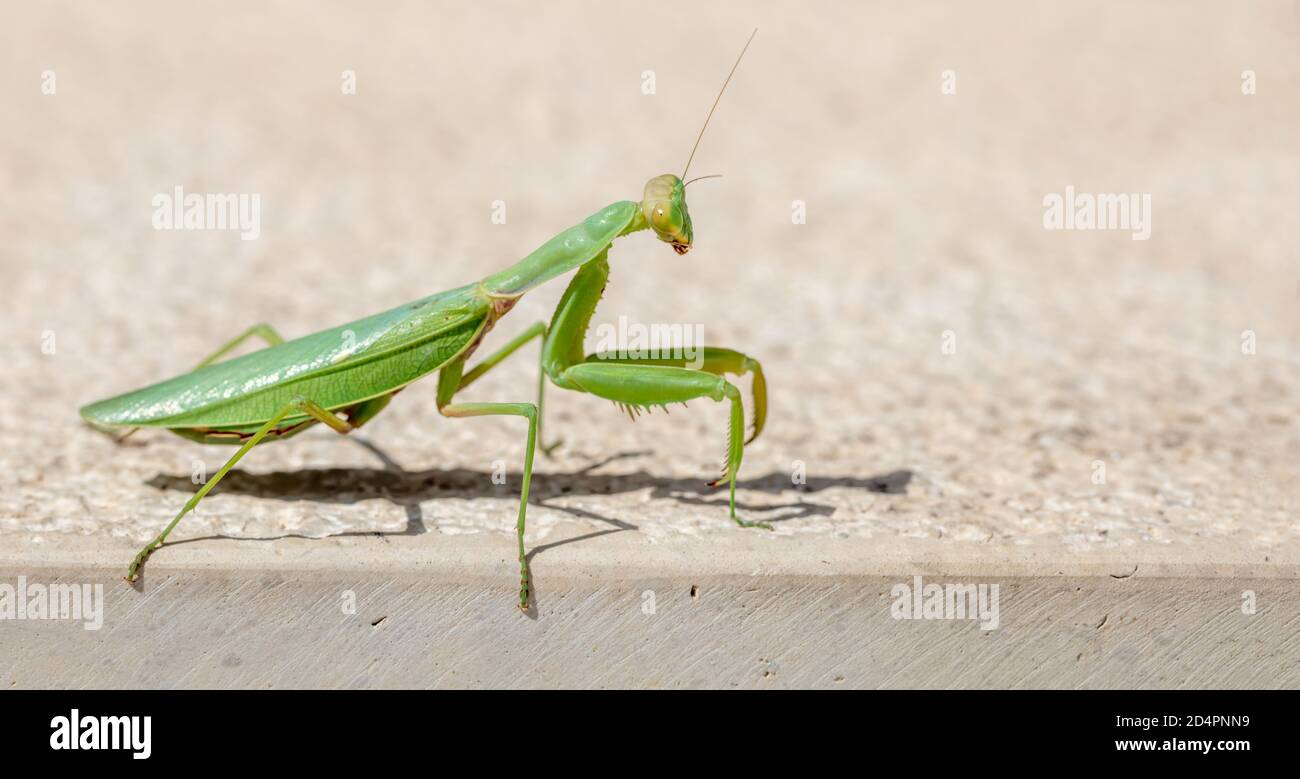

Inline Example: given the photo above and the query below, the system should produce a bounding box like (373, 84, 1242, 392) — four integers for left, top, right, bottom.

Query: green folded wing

(81, 283, 489, 428)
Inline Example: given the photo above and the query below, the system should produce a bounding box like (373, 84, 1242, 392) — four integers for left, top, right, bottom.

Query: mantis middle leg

(435, 360, 538, 610)
(458, 320, 560, 454)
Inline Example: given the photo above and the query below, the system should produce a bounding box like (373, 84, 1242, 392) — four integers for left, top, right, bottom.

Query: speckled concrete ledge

(1, 532, 1295, 688)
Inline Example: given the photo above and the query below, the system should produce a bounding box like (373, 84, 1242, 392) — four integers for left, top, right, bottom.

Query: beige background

(1, 2, 1298, 576)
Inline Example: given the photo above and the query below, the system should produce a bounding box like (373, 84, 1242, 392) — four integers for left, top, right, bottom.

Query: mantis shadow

(146, 438, 911, 533)
(142, 438, 912, 608)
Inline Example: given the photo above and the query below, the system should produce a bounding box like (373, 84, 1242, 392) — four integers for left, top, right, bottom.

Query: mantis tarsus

(80, 31, 766, 610)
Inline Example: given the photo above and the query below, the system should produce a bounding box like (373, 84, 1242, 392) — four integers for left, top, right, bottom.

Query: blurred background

(0, 1, 1296, 556)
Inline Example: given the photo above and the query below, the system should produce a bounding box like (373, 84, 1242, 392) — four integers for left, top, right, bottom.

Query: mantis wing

(80, 283, 489, 429)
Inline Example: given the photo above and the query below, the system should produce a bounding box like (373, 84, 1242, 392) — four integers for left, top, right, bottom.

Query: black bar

(0, 690, 1285, 765)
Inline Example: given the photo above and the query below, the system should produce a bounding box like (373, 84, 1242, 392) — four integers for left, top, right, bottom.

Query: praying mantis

(80, 31, 767, 610)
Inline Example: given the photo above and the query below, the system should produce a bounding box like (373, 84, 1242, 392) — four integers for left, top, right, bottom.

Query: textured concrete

(1, 2, 1298, 687)
(3, 532, 1299, 688)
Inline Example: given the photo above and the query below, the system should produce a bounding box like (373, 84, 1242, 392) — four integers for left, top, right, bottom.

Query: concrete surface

(1, 1, 1298, 687)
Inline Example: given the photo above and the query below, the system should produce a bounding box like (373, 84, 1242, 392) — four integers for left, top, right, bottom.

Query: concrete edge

(2, 531, 1295, 583)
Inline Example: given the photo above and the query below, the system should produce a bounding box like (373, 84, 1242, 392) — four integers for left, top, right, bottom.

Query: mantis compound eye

(641, 174, 692, 252)
(651, 205, 677, 233)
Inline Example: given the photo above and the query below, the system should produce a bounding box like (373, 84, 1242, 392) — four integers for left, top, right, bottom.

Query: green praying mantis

(80, 31, 767, 611)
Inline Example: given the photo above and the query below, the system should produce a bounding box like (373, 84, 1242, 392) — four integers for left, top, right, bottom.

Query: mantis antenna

(681, 28, 758, 180)
(683, 174, 723, 187)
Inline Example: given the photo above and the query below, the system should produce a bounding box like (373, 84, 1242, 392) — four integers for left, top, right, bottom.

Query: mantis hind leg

(125, 395, 353, 583)
(192, 322, 285, 368)
(558, 361, 771, 530)
(110, 323, 287, 444)
(436, 359, 538, 610)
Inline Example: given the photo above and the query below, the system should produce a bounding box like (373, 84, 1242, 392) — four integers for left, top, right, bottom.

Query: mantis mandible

(80, 31, 766, 610)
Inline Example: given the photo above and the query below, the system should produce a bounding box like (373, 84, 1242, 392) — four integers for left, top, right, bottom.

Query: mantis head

(641, 174, 693, 255)
(644, 28, 755, 257)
